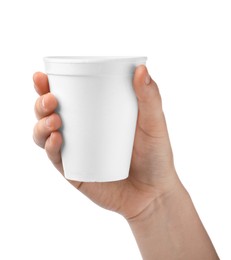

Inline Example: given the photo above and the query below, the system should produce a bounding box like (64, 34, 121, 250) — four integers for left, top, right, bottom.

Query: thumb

(133, 65, 168, 138)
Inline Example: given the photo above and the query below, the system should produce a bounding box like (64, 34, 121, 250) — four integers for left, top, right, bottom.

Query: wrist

(126, 180, 219, 259)
(126, 178, 189, 226)
(126, 181, 190, 259)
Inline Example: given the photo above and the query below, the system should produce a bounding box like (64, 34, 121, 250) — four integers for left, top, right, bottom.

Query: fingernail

(145, 73, 151, 85)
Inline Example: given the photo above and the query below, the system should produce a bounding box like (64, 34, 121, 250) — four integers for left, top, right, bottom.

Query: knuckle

(34, 98, 41, 118)
(52, 114, 62, 128)
(34, 96, 45, 119)
(44, 114, 62, 132)
(33, 120, 48, 148)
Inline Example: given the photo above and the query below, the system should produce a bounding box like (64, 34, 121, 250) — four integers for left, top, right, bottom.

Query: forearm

(127, 181, 219, 260)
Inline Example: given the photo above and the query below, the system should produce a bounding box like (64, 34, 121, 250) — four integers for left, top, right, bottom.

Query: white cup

(44, 56, 147, 182)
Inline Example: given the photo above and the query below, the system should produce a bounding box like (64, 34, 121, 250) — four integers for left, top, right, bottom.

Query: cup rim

(44, 56, 147, 64)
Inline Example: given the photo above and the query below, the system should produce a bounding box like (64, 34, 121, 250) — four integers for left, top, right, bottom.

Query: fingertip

(33, 71, 50, 95)
(33, 71, 44, 84)
(33, 72, 39, 82)
(50, 131, 63, 150)
(133, 65, 148, 86)
(133, 65, 151, 102)
(133, 65, 161, 108)
(45, 131, 63, 163)
(34, 93, 59, 120)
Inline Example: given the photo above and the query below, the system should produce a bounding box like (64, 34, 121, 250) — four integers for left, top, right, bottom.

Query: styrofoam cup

(44, 56, 147, 182)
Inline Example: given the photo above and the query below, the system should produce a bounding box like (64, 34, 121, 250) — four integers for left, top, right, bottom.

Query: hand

(33, 66, 219, 259)
(33, 65, 180, 220)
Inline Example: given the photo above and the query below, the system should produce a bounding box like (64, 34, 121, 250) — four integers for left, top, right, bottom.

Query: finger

(133, 65, 168, 137)
(33, 72, 50, 95)
(33, 113, 62, 148)
(45, 133, 82, 189)
(34, 93, 58, 119)
(45, 131, 64, 174)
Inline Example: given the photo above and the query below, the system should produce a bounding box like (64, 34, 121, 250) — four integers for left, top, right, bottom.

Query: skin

(33, 65, 219, 259)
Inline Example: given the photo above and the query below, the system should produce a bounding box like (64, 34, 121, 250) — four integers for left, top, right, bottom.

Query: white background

(0, 0, 230, 259)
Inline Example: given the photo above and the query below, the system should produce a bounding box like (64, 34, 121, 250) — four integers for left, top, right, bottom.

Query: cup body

(44, 56, 147, 182)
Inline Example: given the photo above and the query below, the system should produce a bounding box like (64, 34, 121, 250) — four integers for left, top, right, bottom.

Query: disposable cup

(44, 56, 147, 182)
